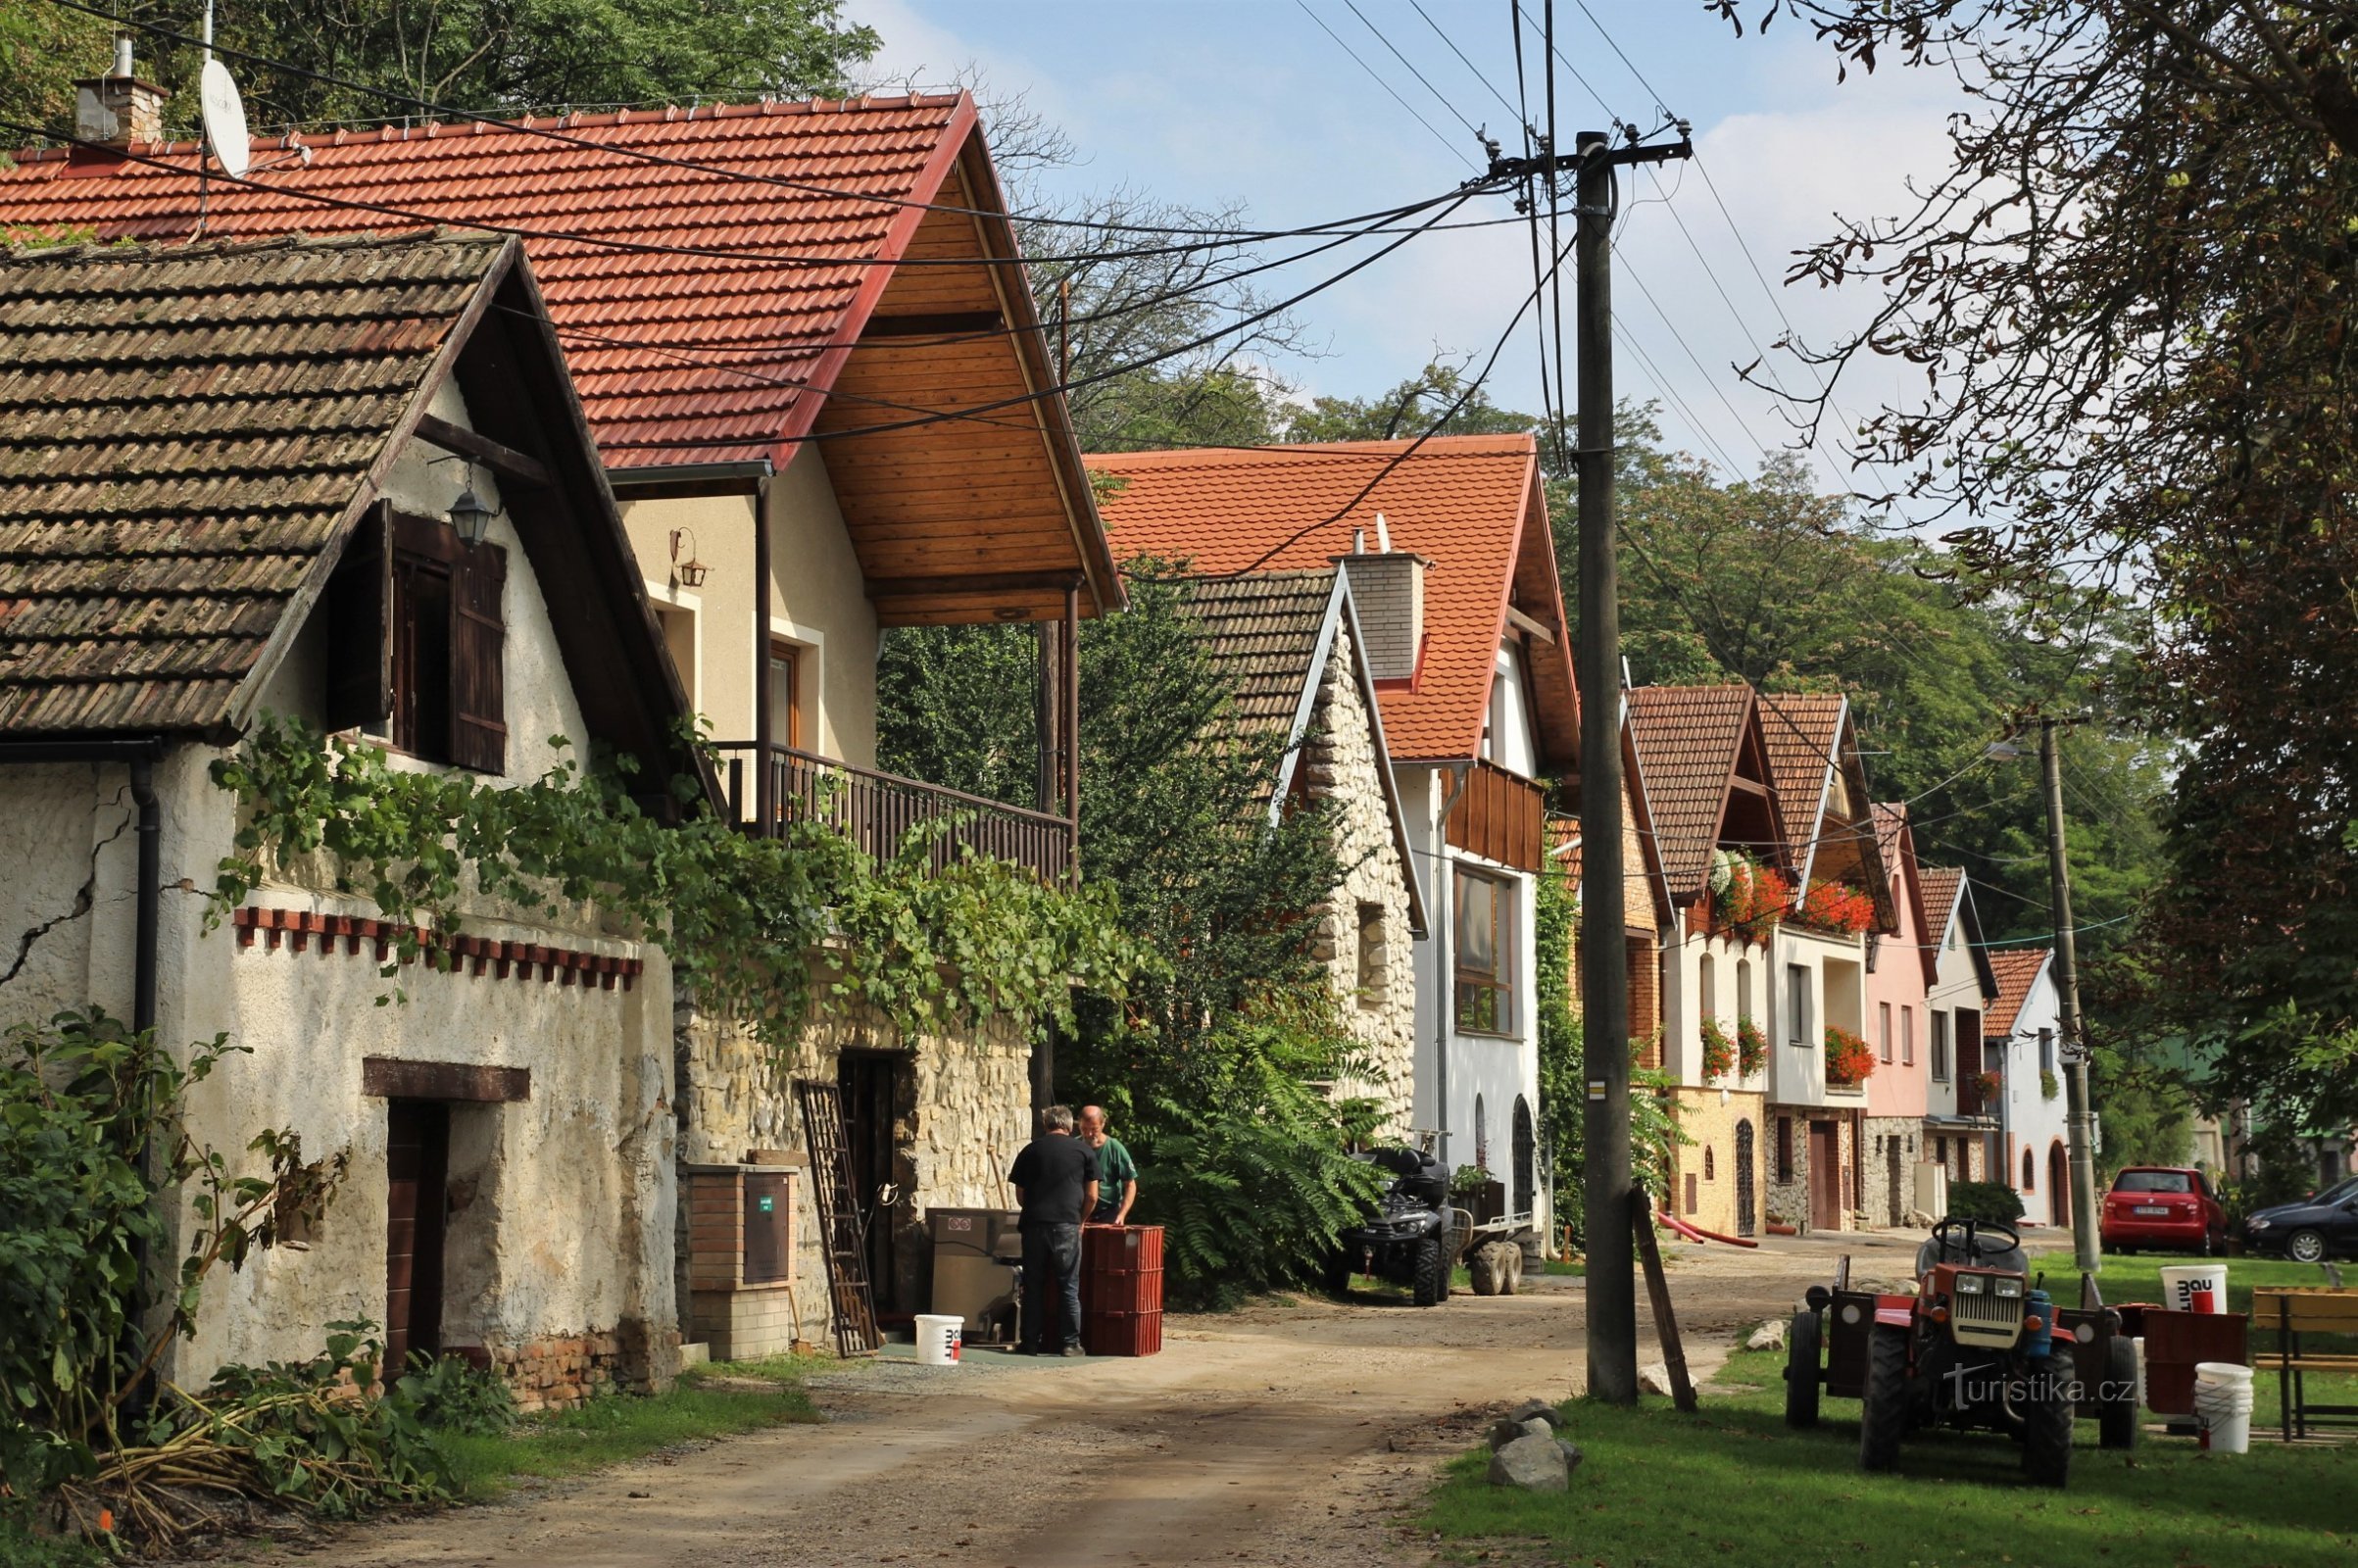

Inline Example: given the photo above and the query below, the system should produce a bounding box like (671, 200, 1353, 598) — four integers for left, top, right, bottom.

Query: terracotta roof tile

(1757, 691, 1845, 863)
(0, 230, 500, 734)
(1083, 436, 1568, 763)
(0, 97, 966, 468)
(1627, 684, 1754, 902)
(1919, 866, 1965, 941)
(1983, 948, 2052, 1037)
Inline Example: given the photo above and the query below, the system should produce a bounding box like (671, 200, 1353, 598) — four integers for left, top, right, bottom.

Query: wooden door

(837, 1053, 904, 1310)
(1809, 1121, 1842, 1232)
(2048, 1143, 2070, 1229)
(384, 1100, 450, 1376)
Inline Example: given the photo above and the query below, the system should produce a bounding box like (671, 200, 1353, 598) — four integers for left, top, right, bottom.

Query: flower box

(1824, 1026, 1876, 1088)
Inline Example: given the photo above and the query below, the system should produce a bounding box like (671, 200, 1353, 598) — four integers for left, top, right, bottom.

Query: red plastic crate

(1082, 1307, 1162, 1357)
(1084, 1224, 1163, 1278)
(1080, 1266, 1163, 1316)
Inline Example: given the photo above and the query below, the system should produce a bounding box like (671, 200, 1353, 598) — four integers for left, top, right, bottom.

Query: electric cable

(1296, 0, 1479, 169)
(1340, 0, 1487, 140)
(1413, 0, 1523, 121)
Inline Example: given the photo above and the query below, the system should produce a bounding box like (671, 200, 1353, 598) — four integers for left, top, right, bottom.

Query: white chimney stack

(75, 38, 169, 147)
(1332, 539, 1430, 682)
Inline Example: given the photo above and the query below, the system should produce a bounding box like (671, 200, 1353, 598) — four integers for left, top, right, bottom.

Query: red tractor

(1783, 1218, 2137, 1487)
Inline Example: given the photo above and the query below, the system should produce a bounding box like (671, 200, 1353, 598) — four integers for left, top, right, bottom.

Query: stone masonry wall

(1861, 1115, 1924, 1228)
(677, 983, 1030, 1339)
(1302, 621, 1418, 1135)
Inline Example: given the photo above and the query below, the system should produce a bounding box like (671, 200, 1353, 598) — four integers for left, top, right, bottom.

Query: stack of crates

(1078, 1224, 1164, 1356)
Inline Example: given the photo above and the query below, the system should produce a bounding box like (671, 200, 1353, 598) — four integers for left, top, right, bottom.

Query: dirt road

(318, 1233, 1918, 1568)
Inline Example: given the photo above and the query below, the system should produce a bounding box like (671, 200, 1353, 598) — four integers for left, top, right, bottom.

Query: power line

(1511, 1, 1620, 125)
(1341, 0, 1486, 140)
(1296, 0, 1478, 169)
(1412, 0, 1522, 121)
(1573, 0, 1672, 119)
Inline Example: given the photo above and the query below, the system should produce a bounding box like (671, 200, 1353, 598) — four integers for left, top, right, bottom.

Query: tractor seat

(1916, 1233, 2029, 1276)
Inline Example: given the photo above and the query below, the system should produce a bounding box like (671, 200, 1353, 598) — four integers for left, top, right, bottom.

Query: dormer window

(324, 504, 508, 773)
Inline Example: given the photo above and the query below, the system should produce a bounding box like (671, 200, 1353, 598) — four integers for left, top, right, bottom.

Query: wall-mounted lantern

(669, 527, 710, 588)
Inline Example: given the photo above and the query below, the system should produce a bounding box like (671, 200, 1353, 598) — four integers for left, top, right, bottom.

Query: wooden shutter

(450, 543, 507, 774)
(321, 505, 392, 730)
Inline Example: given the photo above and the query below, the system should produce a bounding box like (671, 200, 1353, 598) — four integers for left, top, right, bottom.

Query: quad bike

(1783, 1217, 2140, 1487)
(1325, 1147, 1454, 1306)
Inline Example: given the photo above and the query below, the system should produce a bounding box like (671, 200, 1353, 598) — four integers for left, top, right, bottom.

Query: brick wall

(1337, 553, 1424, 679)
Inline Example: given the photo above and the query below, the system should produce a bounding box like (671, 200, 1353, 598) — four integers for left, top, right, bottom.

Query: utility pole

(2039, 717, 2103, 1273)
(1574, 127, 1637, 1407)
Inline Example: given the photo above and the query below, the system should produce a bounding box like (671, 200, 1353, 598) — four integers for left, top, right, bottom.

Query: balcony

(712, 741, 1073, 884)
(1444, 759, 1547, 871)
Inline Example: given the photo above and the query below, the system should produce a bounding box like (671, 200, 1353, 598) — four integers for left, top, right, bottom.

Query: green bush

(1945, 1180, 2026, 1227)
(394, 1352, 516, 1438)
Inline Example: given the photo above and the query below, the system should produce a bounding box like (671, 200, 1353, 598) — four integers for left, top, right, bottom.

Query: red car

(2100, 1166, 2229, 1255)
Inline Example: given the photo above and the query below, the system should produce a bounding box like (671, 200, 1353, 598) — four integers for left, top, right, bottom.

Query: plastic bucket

(2192, 1377, 2253, 1454)
(2160, 1264, 2228, 1314)
(914, 1313, 962, 1367)
(2131, 1336, 2147, 1410)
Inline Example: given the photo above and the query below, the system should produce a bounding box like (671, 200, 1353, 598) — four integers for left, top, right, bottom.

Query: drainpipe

(752, 477, 774, 828)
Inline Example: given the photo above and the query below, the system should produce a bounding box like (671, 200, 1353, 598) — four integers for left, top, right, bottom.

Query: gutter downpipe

(753, 476, 774, 831)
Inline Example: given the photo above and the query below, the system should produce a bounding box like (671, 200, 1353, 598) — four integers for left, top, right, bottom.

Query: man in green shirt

(1078, 1104, 1138, 1224)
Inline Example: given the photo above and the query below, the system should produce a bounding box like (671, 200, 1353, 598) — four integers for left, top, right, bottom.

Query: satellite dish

(199, 58, 250, 179)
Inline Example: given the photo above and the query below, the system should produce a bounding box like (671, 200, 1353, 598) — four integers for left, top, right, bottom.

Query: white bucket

(2130, 1336, 2147, 1410)
(2192, 1366, 2253, 1454)
(914, 1312, 962, 1367)
(2160, 1263, 2228, 1314)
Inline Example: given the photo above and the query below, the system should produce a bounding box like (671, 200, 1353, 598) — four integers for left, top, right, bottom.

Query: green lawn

(431, 1352, 827, 1501)
(1422, 1342, 2356, 1568)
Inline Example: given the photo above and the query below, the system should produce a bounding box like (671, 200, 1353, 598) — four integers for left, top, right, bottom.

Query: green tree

(14, 0, 877, 139)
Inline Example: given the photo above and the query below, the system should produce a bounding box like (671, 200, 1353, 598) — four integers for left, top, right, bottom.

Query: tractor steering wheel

(1932, 1215, 2020, 1261)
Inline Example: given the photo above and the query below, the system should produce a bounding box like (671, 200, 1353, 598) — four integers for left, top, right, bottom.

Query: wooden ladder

(794, 1079, 880, 1357)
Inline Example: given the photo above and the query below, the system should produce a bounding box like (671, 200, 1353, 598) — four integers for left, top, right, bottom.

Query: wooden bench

(2252, 1287, 2358, 1441)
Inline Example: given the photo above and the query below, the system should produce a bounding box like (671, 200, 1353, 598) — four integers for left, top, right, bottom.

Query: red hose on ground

(1656, 1210, 1761, 1248)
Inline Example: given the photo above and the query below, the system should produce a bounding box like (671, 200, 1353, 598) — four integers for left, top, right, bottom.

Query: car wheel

(1859, 1323, 1910, 1472)
(1785, 1309, 1823, 1430)
(2022, 1353, 2076, 1489)
(2287, 1227, 2328, 1264)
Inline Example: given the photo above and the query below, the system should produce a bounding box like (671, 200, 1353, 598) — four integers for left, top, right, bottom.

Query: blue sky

(852, 0, 1966, 493)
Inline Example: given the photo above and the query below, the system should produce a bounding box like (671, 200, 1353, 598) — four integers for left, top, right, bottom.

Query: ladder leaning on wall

(793, 1079, 880, 1357)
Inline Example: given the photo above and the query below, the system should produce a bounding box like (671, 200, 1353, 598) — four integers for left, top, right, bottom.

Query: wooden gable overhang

(800, 110, 1122, 628)
(1955, 882, 2004, 1001)
(1497, 461, 1580, 772)
(1714, 693, 1788, 877)
(1801, 705, 1899, 932)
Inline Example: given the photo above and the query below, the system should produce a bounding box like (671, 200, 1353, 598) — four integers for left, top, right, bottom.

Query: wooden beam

(362, 1056, 530, 1102)
(860, 310, 1007, 339)
(1728, 774, 1771, 798)
(865, 569, 1087, 602)
(417, 413, 552, 489)
(1505, 604, 1558, 645)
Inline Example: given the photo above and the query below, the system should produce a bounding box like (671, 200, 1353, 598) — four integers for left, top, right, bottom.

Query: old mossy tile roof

(1626, 683, 1757, 903)
(1180, 568, 1339, 744)
(1084, 436, 1576, 766)
(0, 97, 964, 469)
(1983, 947, 2053, 1038)
(0, 229, 501, 735)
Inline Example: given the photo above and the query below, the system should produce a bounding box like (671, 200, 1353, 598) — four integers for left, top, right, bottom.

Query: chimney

(75, 37, 169, 147)
(1333, 524, 1429, 682)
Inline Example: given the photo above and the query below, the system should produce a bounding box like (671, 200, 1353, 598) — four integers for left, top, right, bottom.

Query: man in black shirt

(1008, 1103, 1100, 1356)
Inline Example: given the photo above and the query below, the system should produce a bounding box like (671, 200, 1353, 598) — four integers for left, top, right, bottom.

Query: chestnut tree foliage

(1728, 1, 2358, 1123)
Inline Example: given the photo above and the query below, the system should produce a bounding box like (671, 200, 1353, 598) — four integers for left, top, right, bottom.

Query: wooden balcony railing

(712, 742, 1073, 883)
(1444, 759, 1547, 871)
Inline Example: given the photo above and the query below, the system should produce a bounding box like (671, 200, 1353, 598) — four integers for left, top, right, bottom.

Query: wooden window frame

(323, 505, 506, 774)
(1931, 1010, 1951, 1082)
(1785, 962, 1809, 1051)
(1453, 868, 1516, 1037)
(767, 636, 807, 752)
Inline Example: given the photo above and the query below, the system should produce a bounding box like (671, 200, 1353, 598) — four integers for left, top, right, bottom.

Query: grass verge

(432, 1352, 827, 1501)
(1422, 1345, 2356, 1568)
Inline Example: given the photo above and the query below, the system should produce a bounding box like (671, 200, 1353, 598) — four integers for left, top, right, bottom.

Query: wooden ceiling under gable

(816, 148, 1115, 626)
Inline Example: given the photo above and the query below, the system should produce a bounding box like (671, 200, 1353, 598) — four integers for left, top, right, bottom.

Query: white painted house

(1986, 948, 2073, 1229)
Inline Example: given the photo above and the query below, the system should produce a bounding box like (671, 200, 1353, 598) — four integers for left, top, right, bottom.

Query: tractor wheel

(1502, 1243, 1525, 1295)
(1469, 1242, 1506, 1297)
(2022, 1353, 2076, 1489)
(2098, 1335, 2139, 1450)
(1410, 1235, 1448, 1306)
(1858, 1323, 1910, 1472)
(1784, 1309, 1823, 1430)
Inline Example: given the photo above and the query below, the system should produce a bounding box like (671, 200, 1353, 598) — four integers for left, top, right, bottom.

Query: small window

(324, 505, 506, 773)
(2023, 1149, 2037, 1191)
(1775, 1116, 1794, 1184)
(1901, 1005, 1915, 1065)
(2039, 1027, 2055, 1075)
(1704, 1147, 1716, 1182)
(1785, 963, 1808, 1048)
(1931, 1010, 1951, 1081)
(1355, 901, 1387, 1008)
(1736, 957, 1753, 1023)
(1454, 871, 1515, 1035)
(767, 638, 805, 751)
(1879, 1002, 1893, 1063)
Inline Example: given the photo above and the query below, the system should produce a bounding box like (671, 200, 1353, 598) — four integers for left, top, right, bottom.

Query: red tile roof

(0, 96, 970, 469)
(1918, 866, 1965, 943)
(1758, 691, 1846, 871)
(1626, 684, 1756, 902)
(1983, 948, 2053, 1037)
(1081, 436, 1571, 764)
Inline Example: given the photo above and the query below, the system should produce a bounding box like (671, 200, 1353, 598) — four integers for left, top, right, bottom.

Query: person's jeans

(1020, 1222, 1083, 1350)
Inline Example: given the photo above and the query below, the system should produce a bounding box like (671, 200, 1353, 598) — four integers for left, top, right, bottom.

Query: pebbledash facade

(1, 86, 1125, 1357)
(1176, 570, 1426, 1130)
(0, 234, 698, 1406)
(1088, 439, 1578, 1228)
